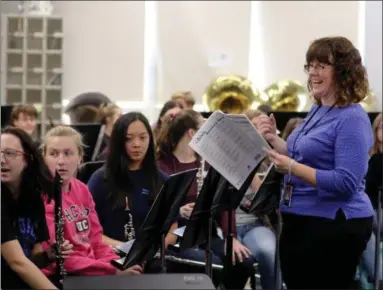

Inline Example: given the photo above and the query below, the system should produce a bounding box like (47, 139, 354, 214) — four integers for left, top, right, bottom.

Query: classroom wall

(1, 1, 381, 123)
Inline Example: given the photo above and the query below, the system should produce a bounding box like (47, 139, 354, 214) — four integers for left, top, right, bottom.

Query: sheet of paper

(189, 111, 270, 190)
(172, 226, 186, 237)
(116, 239, 135, 255)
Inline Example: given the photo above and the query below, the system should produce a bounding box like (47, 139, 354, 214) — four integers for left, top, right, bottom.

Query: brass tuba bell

(202, 75, 260, 114)
(262, 80, 309, 112)
(360, 89, 377, 112)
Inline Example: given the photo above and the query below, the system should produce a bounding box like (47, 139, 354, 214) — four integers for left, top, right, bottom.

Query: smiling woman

(256, 36, 374, 289)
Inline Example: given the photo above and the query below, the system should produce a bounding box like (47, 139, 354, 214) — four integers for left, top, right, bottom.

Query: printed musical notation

(189, 111, 270, 190)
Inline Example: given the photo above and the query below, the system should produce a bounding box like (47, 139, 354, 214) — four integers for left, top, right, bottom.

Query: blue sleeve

(159, 170, 169, 181)
(87, 168, 107, 226)
(316, 112, 373, 198)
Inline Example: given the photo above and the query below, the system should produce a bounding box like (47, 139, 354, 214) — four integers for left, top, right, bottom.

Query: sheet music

(189, 111, 270, 190)
(172, 226, 186, 237)
(116, 239, 135, 254)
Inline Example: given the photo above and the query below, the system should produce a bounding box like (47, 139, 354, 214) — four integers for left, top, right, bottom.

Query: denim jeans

(236, 220, 281, 290)
(359, 209, 383, 282)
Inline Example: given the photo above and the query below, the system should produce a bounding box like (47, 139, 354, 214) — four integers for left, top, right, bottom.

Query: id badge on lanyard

(282, 181, 294, 207)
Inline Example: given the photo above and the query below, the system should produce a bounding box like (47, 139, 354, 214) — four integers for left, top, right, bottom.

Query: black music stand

(366, 153, 383, 290)
(172, 164, 260, 279)
(77, 161, 105, 184)
(111, 168, 198, 271)
(70, 124, 105, 163)
(1, 105, 13, 128)
(239, 164, 284, 290)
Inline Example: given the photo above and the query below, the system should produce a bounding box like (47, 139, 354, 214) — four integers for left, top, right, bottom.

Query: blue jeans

(359, 209, 383, 282)
(237, 220, 281, 290)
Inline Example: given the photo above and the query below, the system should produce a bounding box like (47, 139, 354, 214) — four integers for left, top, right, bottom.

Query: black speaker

(63, 274, 215, 290)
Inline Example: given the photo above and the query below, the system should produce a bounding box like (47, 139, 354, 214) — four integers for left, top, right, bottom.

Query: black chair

(77, 161, 105, 184)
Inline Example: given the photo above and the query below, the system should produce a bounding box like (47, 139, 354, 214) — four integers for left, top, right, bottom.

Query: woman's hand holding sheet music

(255, 114, 277, 143)
(179, 202, 195, 219)
(263, 148, 293, 174)
(255, 114, 288, 156)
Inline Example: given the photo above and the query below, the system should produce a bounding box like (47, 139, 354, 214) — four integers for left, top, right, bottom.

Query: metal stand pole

(374, 186, 382, 290)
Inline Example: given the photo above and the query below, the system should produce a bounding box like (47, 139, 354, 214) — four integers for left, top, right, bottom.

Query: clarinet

(124, 197, 135, 241)
(53, 171, 66, 285)
(196, 158, 207, 196)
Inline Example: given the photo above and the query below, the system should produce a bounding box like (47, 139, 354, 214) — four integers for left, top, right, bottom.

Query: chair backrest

(77, 161, 105, 184)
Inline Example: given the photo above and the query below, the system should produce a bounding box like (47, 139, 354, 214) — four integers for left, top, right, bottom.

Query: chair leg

(250, 274, 256, 289)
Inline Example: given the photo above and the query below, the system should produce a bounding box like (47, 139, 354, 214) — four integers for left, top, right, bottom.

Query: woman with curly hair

(255, 36, 374, 289)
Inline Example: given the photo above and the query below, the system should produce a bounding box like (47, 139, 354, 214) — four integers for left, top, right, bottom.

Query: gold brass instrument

(262, 80, 310, 112)
(202, 76, 309, 113)
(202, 75, 260, 114)
(361, 89, 377, 112)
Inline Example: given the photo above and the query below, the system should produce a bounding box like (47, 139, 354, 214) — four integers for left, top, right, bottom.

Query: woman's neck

(129, 162, 142, 171)
(173, 141, 196, 163)
(320, 93, 336, 106)
(8, 182, 20, 199)
(62, 181, 71, 193)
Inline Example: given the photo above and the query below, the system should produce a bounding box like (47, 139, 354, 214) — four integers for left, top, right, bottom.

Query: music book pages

(189, 110, 270, 190)
(116, 239, 135, 255)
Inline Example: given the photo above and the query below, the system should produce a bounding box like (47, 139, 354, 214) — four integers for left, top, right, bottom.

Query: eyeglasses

(1, 149, 25, 159)
(304, 63, 333, 73)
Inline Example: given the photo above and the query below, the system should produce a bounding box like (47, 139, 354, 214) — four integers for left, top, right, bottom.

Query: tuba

(360, 89, 377, 112)
(203, 75, 260, 114)
(262, 80, 310, 112)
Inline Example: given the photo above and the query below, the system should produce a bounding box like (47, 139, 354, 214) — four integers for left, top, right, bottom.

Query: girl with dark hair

(1, 127, 70, 289)
(152, 100, 183, 141)
(156, 110, 254, 289)
(88, 112, 174, 249)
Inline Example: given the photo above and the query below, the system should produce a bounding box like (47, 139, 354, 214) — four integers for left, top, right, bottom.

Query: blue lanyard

(291, 104, 335, 159)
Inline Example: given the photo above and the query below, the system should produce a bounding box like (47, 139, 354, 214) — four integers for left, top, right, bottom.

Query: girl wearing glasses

(256, 36, 374, 289)
(1, 127, 63, 289)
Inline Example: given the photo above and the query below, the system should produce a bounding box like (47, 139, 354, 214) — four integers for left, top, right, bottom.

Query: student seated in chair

(156, 110, 254, 290)
(1, 127, 63, 289)
(40, 125, 142, 280)
(87, 112, 175, 249)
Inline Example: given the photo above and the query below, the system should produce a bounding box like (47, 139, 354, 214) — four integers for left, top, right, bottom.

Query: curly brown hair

(305, 36, 369, 107)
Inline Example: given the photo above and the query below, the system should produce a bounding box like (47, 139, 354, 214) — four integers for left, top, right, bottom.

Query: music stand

(1, 105, 13, 128)
(111, 168, 198, 271)
(172, 164, 260, 278)
(239, 164, 283, 215)
(366, 153, 383, 290)
(239, 163, 284, 289)
(77, 161, 105, 184)
(70, 124, 105, 163)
